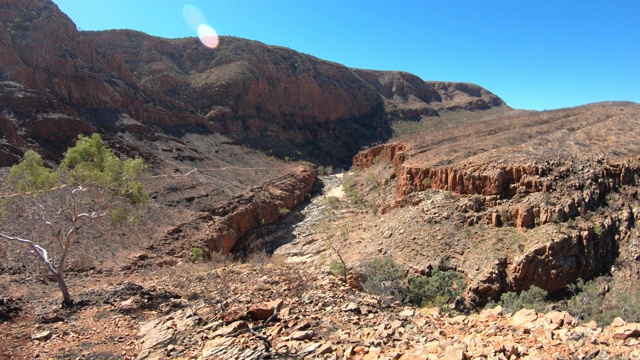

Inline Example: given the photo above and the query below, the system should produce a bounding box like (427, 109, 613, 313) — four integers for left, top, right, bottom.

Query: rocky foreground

(2, 260, 639, 359)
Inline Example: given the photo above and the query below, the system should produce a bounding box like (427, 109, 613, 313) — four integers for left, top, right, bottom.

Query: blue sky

(54, 0, 639, 110)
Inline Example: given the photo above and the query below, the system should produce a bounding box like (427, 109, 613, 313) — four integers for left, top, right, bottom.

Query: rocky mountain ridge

(1, 0, 506, 168)
(0, 0, 506, 258)
(2, 1, 640, 358)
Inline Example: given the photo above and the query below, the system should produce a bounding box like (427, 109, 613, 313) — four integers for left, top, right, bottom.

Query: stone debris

(31, 330, 52, 341)
(129, 264, 640, 359)
(246, 298, 282, 320)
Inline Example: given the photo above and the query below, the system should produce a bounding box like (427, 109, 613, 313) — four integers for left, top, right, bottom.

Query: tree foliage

(0, 134, 148, 307)
(7, 150, 60, 193)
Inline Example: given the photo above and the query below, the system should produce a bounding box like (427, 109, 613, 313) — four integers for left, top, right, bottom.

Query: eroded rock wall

(161, 165, 316, 256)
(354, 139, 640, 303)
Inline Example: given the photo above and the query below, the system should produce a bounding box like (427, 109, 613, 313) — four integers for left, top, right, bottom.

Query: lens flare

(198, 24, 219, 49)
(183, 4, 206, 31)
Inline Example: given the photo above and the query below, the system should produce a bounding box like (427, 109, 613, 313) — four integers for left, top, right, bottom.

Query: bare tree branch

(0, 232, 58, 276)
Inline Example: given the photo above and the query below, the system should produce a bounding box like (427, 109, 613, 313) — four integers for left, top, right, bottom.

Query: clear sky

(53, 0, 639, 110)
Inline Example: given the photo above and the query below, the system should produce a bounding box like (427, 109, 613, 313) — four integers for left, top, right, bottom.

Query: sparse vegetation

(342, 175, 364, 205)
(407, 269, 467, 309)
(372, 150, 389, 164)
(316, 165, 333, 176)
(364, 172, 378, 187)
(359, 257, 466, 309)
(490, 278, 640, 325)
(559, 278, 640, 325)
(329, 260, 347, 279)
(324, 195, 342, 211)
(325, 224, 349, 283)
(593, 224, 603, 237)
(190, 248, 205, 263)
(209, 251, 232, 266)
(360, 257, 407, 301)
(488, 286, 549, 314)
(0, 134, 148, 307)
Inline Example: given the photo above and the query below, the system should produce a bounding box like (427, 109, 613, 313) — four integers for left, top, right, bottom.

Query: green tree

(0, 134, 148, 307)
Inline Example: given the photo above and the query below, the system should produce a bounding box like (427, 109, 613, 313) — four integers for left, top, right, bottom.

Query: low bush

(317, 165, 333, 176)
(488, 286, 549, 314)
(190, 248, 205, 263)
(360, 257, 407, 301)
(329, 260, 347, 279)
(342, 176, 363, 205)
(407, 269, 466, 309)
(559, 278, 640, 325)
(359, 257, 466, 309)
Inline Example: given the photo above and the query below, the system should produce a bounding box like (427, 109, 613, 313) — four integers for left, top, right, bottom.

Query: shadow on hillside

(231, 175, 333, 257)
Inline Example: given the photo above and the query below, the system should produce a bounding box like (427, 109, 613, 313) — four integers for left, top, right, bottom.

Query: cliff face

(351, 102, 640, 303)
(84, 32, 384, 135)
(1, 0, 135, 109)
(82, 31, 505, 164)
(0, 0, 506, 167)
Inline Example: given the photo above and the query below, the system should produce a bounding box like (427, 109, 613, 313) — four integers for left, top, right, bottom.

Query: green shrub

(342, 176, 364, 205)
(489, 286, 549, 313)
(317, 165, 333, 176)
(325, 196, 342, 211)
(359, 257, 467, 309)
(593, 224, 603, 237)
(364, 172, 378, 186)
(190, 248, 205, 263)
(407, 269, 466, 309)
(559, 278, 640, 325)
(360, 257, 407, 301)
(329, 260, 347, 278)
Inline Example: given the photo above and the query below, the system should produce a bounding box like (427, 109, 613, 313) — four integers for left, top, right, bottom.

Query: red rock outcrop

(83, 31, 386, 139)
(396, 162, 549, 197)
(509, 219, 618, 293)
(0, 0, 506, 167)
(80, 30, 505, 164)
(0, 0, 206, 134)
(350, 102, 640, 303)
(161, 165, 316, 256)
(352, 142, 406, 169)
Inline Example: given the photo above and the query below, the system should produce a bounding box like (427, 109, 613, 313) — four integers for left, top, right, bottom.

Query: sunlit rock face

(0, 0, 505, 166)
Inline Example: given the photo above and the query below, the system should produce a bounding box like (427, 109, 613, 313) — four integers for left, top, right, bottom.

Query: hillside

(1, 0, 640, 359)
(283, 102, 640, 303)
(0, 0, 505, 259)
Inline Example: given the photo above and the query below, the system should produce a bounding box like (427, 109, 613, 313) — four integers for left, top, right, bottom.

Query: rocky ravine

(2, 1, 640, 358)
(346, 102, 640, 305)
(0, 0, 507, 265)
